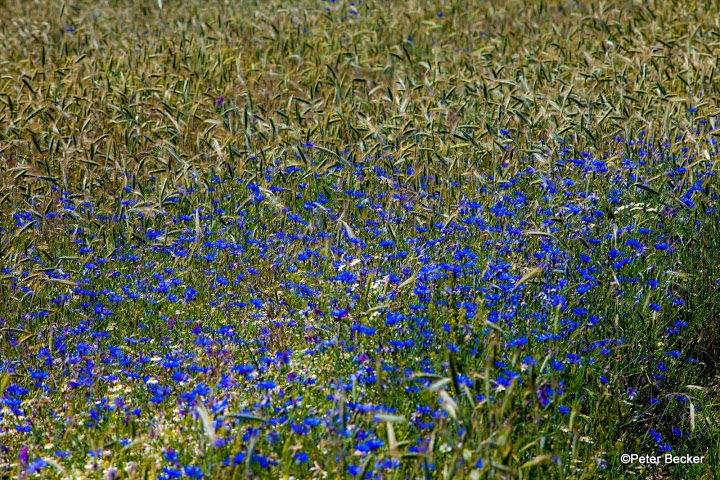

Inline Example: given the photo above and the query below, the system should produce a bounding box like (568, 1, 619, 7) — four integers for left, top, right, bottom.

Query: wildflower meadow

(1, 0, 720, 478)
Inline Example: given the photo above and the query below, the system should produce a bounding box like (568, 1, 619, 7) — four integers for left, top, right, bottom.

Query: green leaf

(226, 413, 266, 423)
(374, 414, 406, 423)
(512, 267, 544, 291)
(0, 374, 11, 396)
(521, 454, 553, 469)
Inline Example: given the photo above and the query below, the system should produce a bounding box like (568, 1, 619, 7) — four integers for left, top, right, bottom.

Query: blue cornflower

(161, 467, 182, 478)
(294, 452, 309, 464)
(183, 465, 205, 478)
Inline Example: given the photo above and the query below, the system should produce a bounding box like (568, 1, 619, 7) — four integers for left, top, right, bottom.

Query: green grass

(1, 0, 720, 478)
